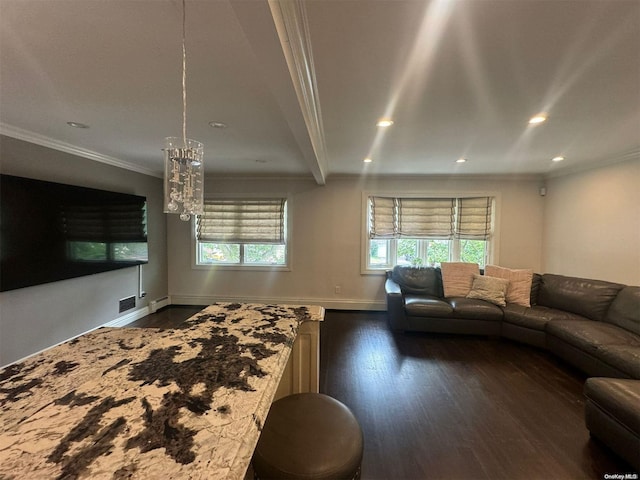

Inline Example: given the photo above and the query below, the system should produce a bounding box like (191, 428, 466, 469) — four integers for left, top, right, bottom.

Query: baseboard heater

(149, 296, 170, 313)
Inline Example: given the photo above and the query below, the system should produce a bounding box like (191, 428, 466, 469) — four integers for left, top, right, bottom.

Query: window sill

(193, 263, 291, 272)
(361, 268, 388, 276)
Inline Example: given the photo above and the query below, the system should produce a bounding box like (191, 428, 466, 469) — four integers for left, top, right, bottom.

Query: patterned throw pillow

(466, 274, 510, 307)
(440, 262, 480, 297)
(484, 265, 534, 307)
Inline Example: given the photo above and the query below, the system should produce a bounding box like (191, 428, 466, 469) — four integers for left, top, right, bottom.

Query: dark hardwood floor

(127, 305, 205, 328)
(131, 307, 635, 479)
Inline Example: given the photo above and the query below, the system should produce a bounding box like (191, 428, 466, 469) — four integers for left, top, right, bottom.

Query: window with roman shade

(369, 196, 492, 240)
(197, 198, 286, 244)
(368, 197, 396, 238)
(61, 200, 148, 263)
(195, 198, 288, 267)
(366, 195, 495, 270)
(397, 198, 455, 238)
(455, 197, 492, 240)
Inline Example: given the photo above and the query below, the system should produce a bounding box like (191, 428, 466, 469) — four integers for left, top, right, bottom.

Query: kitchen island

(0, 303, 324, 479)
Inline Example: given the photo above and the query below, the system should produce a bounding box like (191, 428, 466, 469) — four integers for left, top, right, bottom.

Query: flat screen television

(0, 174, 148, 292)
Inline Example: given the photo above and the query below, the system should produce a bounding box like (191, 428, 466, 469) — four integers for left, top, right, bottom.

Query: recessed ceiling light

(552, 156, 565, 162)
(364, 157, 373, 163)
(528, 114, 547, 125)
(67, 121, 89, 129)
(456, 158, 467, 163)
(208, 121, 228, 129)
(376, 119, 394, 127)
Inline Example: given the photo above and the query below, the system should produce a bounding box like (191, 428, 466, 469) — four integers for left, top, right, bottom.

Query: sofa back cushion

(606, 286, 640, 335)
(537, 274, 624, 321)
(530, 273, 543, 306)
(391, 266, 443, 297)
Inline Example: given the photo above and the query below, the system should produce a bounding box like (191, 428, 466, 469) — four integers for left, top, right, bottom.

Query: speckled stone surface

(0, 303, 324, 480)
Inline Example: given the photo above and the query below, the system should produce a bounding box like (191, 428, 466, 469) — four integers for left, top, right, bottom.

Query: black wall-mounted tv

(0, 174, 148, 292)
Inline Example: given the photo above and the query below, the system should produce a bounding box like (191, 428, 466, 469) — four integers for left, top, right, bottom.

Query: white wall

(0, 136, 168, 366)
(542, 159, 640, 285)
(6, 133, 635, 365)
(168, 174, 545, 309)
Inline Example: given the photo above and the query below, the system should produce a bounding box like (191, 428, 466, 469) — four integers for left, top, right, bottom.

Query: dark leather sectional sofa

(385, 266, 640, 471)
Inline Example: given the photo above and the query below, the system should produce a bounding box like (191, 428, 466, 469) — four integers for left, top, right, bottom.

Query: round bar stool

(252, 393, 363, 480)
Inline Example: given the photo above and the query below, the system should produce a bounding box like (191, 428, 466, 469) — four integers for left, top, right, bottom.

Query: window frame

(361, 191, 500, 274)
(192, 195, 292, 271)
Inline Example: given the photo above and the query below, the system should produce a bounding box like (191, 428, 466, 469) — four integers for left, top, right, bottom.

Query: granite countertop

(0, 302, 324, 480)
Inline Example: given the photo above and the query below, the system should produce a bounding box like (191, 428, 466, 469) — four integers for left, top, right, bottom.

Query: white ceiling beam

(230, 0, 327, 185)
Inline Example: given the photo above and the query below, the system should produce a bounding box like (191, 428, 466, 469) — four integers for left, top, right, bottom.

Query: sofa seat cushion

(405, 295, 453, 317)
(503, 305, 585, 331)
(596, 345, 640, 379)
(584, 377, 640, 435)
(447, 297, 503, 321)
(547, 320, 640, 354)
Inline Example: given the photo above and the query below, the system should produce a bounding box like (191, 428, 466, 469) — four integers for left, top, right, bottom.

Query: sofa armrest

(385, 276, 406, 331)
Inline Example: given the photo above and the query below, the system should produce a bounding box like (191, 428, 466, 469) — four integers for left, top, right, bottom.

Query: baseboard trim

(103, 306, 151, 327)
(169, 294, 386, 311)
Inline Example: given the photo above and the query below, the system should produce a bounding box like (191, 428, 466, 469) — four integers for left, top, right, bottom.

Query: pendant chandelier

(163, 0, 203, 222)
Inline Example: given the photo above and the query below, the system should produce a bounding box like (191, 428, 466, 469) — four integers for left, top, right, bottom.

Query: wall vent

(119, 295, 136, 313)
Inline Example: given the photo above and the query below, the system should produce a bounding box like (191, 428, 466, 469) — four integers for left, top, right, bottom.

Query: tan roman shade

(369, 196, 492, 240)
(397, 198, 455, 238)
(197, 198, 286, 244)
(369, 197, 396, 238)
(455, 197, 492, 240)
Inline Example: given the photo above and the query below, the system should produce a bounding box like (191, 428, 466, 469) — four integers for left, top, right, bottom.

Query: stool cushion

(253, 393, 363, 480)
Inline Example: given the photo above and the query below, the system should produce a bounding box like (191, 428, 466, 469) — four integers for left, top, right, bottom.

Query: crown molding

(326, 172, 545, 182)
(0, 123, 161, 178)
(544, 148, 640, 179)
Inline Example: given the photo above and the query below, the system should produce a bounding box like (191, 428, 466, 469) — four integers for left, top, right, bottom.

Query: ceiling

(1, 0, 638, 184)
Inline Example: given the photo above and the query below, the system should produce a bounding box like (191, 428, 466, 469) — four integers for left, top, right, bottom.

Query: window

(196, 198, 288, 267)
(69, 242, 149, 262)
(365, 196, 494, 270)
(64, 201, 148, 262)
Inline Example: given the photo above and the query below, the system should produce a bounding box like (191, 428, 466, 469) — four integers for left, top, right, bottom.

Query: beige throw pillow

(466, 274, 510, 307)
(484, 265, 534, 307)
(440, 262, 480, 297)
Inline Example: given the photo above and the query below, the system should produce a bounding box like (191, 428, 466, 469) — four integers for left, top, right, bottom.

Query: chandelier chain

(181, 0, 187, 147)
